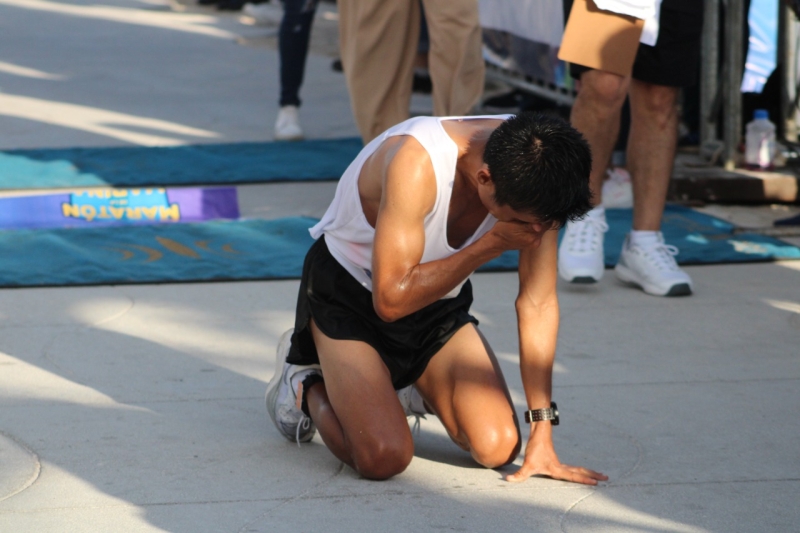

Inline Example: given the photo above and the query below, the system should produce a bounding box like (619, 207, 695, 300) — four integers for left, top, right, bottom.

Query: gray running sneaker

(397, 385, 427, 417)
(265, 329, 321, 443)
(397, 385, 427, 433)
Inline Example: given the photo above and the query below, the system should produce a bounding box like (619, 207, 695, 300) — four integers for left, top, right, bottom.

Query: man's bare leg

(569, 70, 632, 205)
(414, 324, 521, 468)
(626, 79, 679, 231)
(304, 319, 414, 480)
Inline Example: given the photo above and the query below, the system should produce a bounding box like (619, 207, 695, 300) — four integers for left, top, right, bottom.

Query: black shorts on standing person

(567, 0, 704, 88)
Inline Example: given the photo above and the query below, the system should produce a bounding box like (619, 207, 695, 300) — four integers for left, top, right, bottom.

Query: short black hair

(483, 112, 593, 228)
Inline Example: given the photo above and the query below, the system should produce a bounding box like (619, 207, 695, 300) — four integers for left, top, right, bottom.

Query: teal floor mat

(0, 138, 362, 189)
(1, 206, 798, 288)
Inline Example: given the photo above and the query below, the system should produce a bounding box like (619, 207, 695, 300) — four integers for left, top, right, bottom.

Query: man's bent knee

(351, 438, 414, 480)
(469, 422, 520, 469)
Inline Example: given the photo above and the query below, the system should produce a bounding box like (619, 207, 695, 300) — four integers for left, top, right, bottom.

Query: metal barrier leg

(701, 0, 720, 146)
(723, 0, 744, 170)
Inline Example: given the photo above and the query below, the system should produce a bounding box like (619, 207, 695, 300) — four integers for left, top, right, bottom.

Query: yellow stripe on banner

(156, 236, 199, 258)
(130, 245, 163, 263)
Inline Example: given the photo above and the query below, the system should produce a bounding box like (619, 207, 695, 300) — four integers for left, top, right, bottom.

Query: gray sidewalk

(1, 2, 799, 532)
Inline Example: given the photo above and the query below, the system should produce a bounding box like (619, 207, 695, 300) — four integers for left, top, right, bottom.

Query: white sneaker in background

(241, 2, 280, 26)
(274, 105, 304, 141)
(614, 232, 694, 296)
(558, 206, 609, 283)
(601, 167, 633, 208)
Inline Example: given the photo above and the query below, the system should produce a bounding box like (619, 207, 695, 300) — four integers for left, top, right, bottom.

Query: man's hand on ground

(505, 426, 608, 486)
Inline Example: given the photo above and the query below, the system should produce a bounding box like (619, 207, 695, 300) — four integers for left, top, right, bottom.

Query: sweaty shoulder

(359, 135, 437, 227)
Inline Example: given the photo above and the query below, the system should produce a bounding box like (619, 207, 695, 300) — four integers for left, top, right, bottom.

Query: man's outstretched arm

(506, 230, 608, 485)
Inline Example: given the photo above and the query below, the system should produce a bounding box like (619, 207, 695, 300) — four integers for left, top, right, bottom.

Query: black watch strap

(524, 402, 559, 425)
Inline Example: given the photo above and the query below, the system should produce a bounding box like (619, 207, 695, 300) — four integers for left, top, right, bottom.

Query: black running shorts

(567, 0, 704, 87)
(286, 236, 479, 390)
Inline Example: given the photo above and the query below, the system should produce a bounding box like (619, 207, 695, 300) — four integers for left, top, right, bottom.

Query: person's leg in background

(612, 3, 701, 297)
(569, 70, 631, 205)
(412, 3, 433, 94)
(558, 69, 630, 284)
(560, 68, 692, 295)
(626, 80, 679, 232)
(275, 0, 319, 141)
(338, 0, 419, 143)
(422, 0, 485, 117)
(613, 78, 692, 296)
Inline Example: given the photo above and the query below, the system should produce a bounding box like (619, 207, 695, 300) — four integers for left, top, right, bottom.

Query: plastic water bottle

(744, 109, 776, 169)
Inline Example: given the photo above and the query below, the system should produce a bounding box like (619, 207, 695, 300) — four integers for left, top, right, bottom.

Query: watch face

(525, 405, 559, 424)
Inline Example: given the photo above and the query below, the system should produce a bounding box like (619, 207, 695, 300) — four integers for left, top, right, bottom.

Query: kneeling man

(266, 112, 607, 485)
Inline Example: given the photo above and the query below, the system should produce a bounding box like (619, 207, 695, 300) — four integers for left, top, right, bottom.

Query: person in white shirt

(266, 112, 607, 484)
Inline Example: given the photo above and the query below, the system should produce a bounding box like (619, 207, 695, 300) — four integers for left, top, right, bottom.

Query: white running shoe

(265, 329, 321, 443)
(614, 233, 693, 296)
(241, 2, 280, 26)
(601, 167, 633, 208)
(397, 384, 427, 433)
(397, 385, 427, 417)
(274, 105, 304, 141)
(558, 207, 609, 283)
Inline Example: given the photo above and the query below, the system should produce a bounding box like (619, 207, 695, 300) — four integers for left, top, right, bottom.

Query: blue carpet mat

(1, 206, 798, 288)
(0, 139, 363, 190)
(0, 217, 316, 287)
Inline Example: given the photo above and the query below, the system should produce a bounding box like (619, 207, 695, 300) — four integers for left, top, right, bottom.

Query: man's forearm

(517, 303, 559, 410)
(372, 235, 503, 322)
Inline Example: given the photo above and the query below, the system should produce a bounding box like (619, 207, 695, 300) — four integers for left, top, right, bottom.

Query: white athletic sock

(629, 230, 662, 247)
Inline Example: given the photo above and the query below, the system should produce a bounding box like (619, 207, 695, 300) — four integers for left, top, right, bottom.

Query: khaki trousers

(338, 0, 485, 143)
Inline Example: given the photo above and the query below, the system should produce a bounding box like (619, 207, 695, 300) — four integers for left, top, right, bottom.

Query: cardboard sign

(558, 0, 644, 77)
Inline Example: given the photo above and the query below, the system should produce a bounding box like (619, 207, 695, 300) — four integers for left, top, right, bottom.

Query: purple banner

(0, 187, 239, 230)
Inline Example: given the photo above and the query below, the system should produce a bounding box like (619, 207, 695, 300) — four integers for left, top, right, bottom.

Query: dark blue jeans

(279, 0, 318, 107)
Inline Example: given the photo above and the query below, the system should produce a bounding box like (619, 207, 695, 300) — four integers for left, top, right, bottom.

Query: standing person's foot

(614, 232, 693, 296)
(558, 206, 608, 283)
(265, 329, 321, 443)
(274, 105, 304, 141)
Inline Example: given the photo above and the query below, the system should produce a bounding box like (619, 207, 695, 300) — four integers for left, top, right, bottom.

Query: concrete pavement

(1, 1, 799, 532)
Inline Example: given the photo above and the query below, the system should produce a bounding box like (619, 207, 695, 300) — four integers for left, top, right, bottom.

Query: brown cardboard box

(558, 0, 644, 77)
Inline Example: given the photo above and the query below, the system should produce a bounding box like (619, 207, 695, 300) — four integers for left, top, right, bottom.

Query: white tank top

(310, 115, 513, 298)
